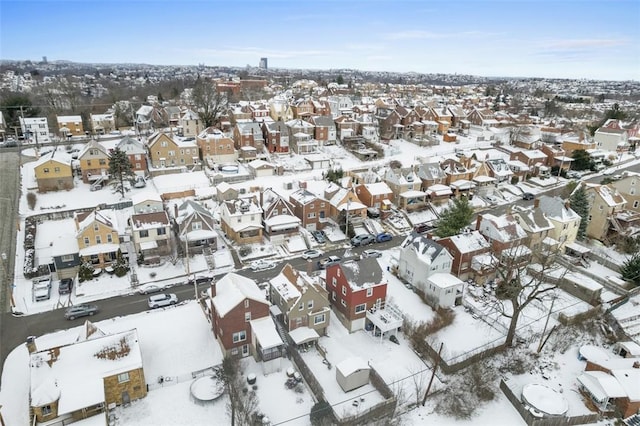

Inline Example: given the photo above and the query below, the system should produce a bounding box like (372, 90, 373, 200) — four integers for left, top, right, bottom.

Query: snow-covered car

(250, 259, 277, 271)
(361, 249, 382, 259)
(318, 255, 341, 269)
(137, 284, 164, 295)
(65, 304, 99, 320)
(301, 249, 323, 260)
(148, 293, 178, 309)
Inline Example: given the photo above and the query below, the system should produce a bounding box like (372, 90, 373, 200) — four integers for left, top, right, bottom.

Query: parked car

(301, 249, 323, 260)
(148, 293, 178, 309)
(522, 192, 535, 201)
(250, 259, 277, 271)
(32, 276, 52, 302)
(367, 207, 381, 218)
(133, 176, 146, 188)
(361, 249, 382, 259)
(612, 174, 623, 181)
(351, 233, 375, 247)
(375, 232, 392, 243)
(137, 284, 164, 295)
(64, 304, 99, 320)
(566, 170, 580, 179)
(58, 278, 74, 295)
(318, 255, 341, 269)
(311, 230, 326, 244)
(413, 223, 431, 234)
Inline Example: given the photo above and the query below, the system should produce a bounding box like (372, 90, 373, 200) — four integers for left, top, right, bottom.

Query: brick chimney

(26, 336, 37, 354)
(534, 198, 540, 208)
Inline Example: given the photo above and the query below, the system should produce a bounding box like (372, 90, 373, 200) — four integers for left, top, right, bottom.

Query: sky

(1, 0, 639, 81)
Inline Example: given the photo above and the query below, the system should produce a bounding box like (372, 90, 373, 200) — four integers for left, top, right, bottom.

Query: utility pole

(422, 342, 444, 406)
(537, 291, 557, 353)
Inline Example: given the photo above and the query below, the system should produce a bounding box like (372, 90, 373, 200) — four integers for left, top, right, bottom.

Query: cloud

(546, 38, 629, 50)
(384, 29, 501, 40)
(189, 47, 337, 60)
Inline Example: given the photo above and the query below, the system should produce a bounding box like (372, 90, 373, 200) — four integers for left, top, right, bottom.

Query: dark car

(522, 193, 535, 201)
(413, 223, 431, 234)
(65, 304, 99, 320)
(58, 278, 74, 295)
(376, 232, 393, 243)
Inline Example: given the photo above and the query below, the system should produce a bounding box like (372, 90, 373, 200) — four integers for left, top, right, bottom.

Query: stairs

(203, 247, 216, 271)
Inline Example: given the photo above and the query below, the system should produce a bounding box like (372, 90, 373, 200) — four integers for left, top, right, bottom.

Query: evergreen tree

(570, 185, 589, 240)
(620, 252, 640, 286)
(109, 147, 134, 198)
(571, 149, 595, 171)
(434, 197, 474, 238)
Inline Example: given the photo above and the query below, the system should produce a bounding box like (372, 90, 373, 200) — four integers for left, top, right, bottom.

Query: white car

(361, 249, 382, 259)
(250, 259, 277, 271)
(147, 293, 178, 309)
(301, 249, 323, 260)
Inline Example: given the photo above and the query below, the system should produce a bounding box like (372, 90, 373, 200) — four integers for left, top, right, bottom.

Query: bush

(78, 263, 95, 283)
(26, 192, 37, 210)
(309, 400, 333, 426)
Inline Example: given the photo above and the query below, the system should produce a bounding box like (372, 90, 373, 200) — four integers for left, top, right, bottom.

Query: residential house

(260, 188, 300, 243)
(268, 97, 294, 121)
(512, 203, 556, 254)
(233, 121, 265, 152)
(209, 272, 270, 358)
(164, 106, 181, 127)
(398, 233, 463, 307)
(135, 105, 154, 132)
(29, 329, 146, 424)
(75, 208, 120, 268)
(467, 107, 500, 128)
(249, 316, 286, 375)
(220, 198, 263, 244)
(438, 230, 492, 281)
(594, 119, 629, 152)
(610, 173, 640, 213)
(130, 211, 171, 259)
(582, 183, 627, 242)
(327, 95, 354, 118)
(289, 189, 329, 231)
(509, 149, 550, 177)
(540, 143, 572, 172)
(561, 135, 596, 157)
(269, 263, 331, 338)
(440, 158, 472, 185)
(173, 200, 217, 253)
(310, 115, 337, 145)
(20, 117, 51, 143)
(216, 181, 239, 202)
(178, 109, 202, 137)
(383, 168, 421, 200)
(262, 120, 290, 153)
(116, 136, 147, 175)
(486, 158, 514, 183)
(56, 115, 84, 137)
(376, 109, 402, 140)
(312, 99, 331, 116)
(325, 259, 387, 332)
(147, 132, 199, 169)
(78, 139, 111, 185)
(334, 115, 360, 141)
(33, 151, 74, 192)
(197, 127, 237, 165)
(536, 195, 581, 252)
(416, 161, 447, 190)
(131, 192, 163, 214)
(292, 98, 314, 118)
(286, 119, 316, 154)
(423, 106, 452, 134)
(90, 113, 116, 135)
(326, 187, 367, 225)
(248, 159, 275, 178)
(354, 182, 394, 210)
(476, 212, 529, 264)
(50, 234, 80, 280)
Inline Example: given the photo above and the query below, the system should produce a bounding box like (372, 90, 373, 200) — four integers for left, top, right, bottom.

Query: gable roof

(401, 232, 448, 264)
(212, 272, 267, 317)
(537, 195, 580, 222)
(339, 259, 383, 289)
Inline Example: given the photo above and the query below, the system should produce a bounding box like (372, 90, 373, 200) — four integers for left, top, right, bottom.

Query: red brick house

(209, 272, 270, 358)
(292, 98, 314, 118)
(354, 182, 394, 209)
(289, 188, 328, 231)
(438, 230, 492, 281)
(261, 120, 290, 153)
(325, 259, 387, 332)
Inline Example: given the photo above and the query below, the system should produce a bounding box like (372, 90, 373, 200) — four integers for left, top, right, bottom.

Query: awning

(140, 241, 158, 250)
(289, 327, 320, 345)
(565, 242, 590, 254)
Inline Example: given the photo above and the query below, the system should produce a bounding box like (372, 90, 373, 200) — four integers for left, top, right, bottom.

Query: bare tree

(222, 356, 259, 426)
(490, 245, 566, 347)
(191, 77, 228, 128)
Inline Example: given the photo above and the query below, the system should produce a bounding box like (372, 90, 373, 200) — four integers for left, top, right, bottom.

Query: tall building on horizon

(259, 57, 268, 70)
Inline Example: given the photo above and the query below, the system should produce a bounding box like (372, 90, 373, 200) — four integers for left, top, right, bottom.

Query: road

(0, 238, 399, 375)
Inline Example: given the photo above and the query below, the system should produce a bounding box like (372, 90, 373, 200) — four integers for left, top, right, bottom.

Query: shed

(335, 357, 369, 392)
(613, 341, 640, 358)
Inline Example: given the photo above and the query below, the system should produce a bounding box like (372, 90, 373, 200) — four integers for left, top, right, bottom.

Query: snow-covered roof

(336, 356, 369, 376)
(427, 273, 463, 289)
(131, 191, 162, 206)
(289, 327, 320, 345)
(212, 272, 267, 317)
(444, 230, 490, 253)
(250, 317, 283, 350)
(537, 195, 580, 222)
(577, 371, 627, 400)
(339, 259, 384, 290)
(34, 150, 73, 168)
(51, 234, 79, 257)
(78, 243, 120, 257)
(30, 329, 142, 414)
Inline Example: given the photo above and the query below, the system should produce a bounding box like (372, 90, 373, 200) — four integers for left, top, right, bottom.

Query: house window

(192, 222, 202, 230)
(139, 230, 149, 238)
(118, 372, 130, 383)
(332, 291, 336, 301)
(99, 159, 106, 166)
(244, 299, 249, 308)
(107, 234, 113, 243)
(366, 288, 373, 297)
(299, 303, 304, 311)
(634, 201, 639, 209)
(631, 188, 636, 195)
(245, 312, 251, 322)
(342, 286, 347, 296)
(307, 300, 313, 310)
(43, 168, 49, 173)
(341, 299, 346, 307)
(61, 254, 74, 262)
(307, 212, 316, 219)
(161, 141, 167, 147)
(231, 347, 238, 355)
(54, 167, 60, 173)
(314, 313, 325, 324)
(332, 277, 336, 287)
(84, 237, 90, 246)
(242, 344, 249, 356)
(157, 228, 166, 235)
(94, 223, 99, 232)
(95, 235, 102, 244)
(41, 405, 52, 415)
(233, 330, 247, 343)
(355, 303, 366, 314)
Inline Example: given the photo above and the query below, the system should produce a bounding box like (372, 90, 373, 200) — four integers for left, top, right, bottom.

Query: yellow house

(536, 195, 581, 252)
(583, 183, 627, 242)
(29, 328, 146, 424)
(78, 139, 111, 184)
(56, 115, 84, 137)
(147, 132, 199, 169)
(34, 151, 74, 192)
(75, 208, 120, 268)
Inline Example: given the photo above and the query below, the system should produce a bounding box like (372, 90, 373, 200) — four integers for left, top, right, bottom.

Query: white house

(131, 192, 163, 214)
(20, 117, 51, 143)
(398, 232, 462, 307)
